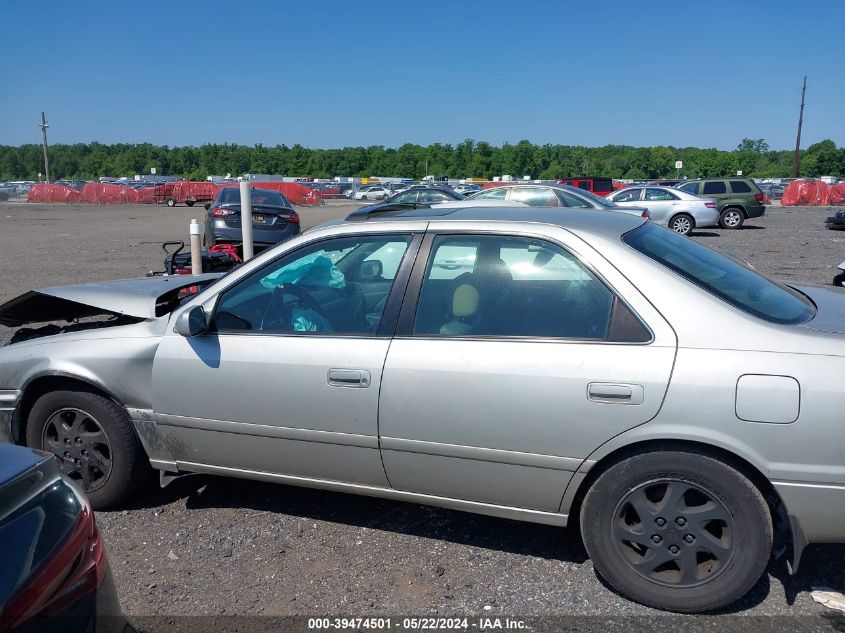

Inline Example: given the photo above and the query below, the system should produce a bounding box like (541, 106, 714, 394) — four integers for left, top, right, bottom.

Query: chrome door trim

(157, 413, 379, 449)
(380, 436, 583, 471)
(176, 460, 569, 527)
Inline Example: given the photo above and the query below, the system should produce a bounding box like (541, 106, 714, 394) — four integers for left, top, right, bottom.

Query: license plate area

(252, 214, 265, 223)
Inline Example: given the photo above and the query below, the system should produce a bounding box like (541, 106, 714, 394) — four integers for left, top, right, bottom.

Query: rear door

(701, 180, 729, 206)
(378, 225, 677, 513)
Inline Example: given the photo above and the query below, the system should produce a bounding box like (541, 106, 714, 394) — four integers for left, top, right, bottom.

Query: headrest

(452, 283, 480, 318)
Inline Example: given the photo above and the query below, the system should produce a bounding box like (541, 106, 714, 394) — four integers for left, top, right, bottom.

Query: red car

(555, 177, 614, 196)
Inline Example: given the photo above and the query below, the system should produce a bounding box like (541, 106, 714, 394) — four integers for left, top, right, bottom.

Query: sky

(1, 0, 843, 151)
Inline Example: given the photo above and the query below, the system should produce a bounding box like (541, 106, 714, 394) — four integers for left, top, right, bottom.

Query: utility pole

(39, 112, 51, 182)
(791, 76, 806, 178)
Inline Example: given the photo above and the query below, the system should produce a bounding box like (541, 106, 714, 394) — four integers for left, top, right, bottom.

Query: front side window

(214, 235, 412, 335)
(702, 181, 727, 195)
(623, 223, 815, 324)
(577, 181, 593, 190)
(390, 191, 418, 204)
(510, 187, 560, 206)
(677, 182, 699, 194)
(413, 235, 614, 339)
(645, 188, 679, 201)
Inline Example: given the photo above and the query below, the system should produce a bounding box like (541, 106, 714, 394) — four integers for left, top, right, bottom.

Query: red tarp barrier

(28, 180, 320, 206)
(27, 183, 81, 203)
(782, 180, 845, 206)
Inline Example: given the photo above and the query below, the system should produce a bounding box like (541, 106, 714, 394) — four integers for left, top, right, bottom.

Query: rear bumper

(209, 224, 300, 245)
(774, 480, 845, 543)
(747, 205, 765, 218)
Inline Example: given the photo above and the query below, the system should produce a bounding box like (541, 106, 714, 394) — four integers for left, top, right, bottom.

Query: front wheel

(669, 213, 694, 236)
(26, 389, 151, 509)
(166, 197, 177, 207)
(719, 208, 744, 229)
(580, 449, 772, 612)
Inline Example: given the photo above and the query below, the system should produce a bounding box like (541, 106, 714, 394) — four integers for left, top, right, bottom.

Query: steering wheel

(260, 283, 323, 331)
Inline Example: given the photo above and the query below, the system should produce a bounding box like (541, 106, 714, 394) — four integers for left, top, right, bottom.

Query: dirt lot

(1, 201, 844, 631)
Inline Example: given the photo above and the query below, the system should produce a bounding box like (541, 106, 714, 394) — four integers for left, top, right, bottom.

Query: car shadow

(741, 224, 766, 230)
(691, 231, 720, 238)
(125, 473, 588, 564)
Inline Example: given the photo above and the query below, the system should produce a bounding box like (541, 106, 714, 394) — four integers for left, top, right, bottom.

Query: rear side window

(729, 180, 752, 193)
(702, 181, 727, 195)
(577, 181, 592, 190)
(510, 187, 560, 206)
(623, 223, 815, 324)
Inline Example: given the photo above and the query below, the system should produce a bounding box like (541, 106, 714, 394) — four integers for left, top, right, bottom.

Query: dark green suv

(676, 179, 766, 229)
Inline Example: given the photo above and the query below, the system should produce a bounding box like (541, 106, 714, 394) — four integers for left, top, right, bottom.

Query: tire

(166, 197, 177, 207)
(382, 194, 388, 200)
(833, 273, 845, 287)
(185, 199, 195, 207)
(669, 213, 694, 236)
(719, 208, 744, 229)
(580, 448, 772, 613)
(26, 389, 151, 509)
(361, 195, 368, 201)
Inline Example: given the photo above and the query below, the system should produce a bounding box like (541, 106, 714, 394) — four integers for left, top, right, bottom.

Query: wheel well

(671, 212, 695, 226)
(13, 376, 116, 444)
(568, 439, 787, 545)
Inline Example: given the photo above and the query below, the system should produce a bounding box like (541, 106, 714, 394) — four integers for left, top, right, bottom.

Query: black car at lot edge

(203, 187, 300, 251)
(0, 444, 129, 633)
(346, 187, 465, 221)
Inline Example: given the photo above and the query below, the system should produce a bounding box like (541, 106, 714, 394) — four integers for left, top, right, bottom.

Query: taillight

(2, 495, 105, 631)
(211, 207, 236, 218)
(286, 211, 300, 224)
(640, 210, 650, 218)
(705, 202, 717, 208)
(754, 193, 765, 203)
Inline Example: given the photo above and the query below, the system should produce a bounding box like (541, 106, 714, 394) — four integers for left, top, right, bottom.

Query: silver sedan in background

(607, 186, 720, 235)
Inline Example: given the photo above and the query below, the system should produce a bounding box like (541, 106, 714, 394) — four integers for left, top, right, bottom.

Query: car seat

(440, 283, 481, 335)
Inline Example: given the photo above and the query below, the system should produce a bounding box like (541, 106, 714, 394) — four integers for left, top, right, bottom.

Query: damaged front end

(0, 274, 223, 345)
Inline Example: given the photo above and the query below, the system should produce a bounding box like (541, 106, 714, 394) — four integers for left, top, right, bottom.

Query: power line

(791, 76, 806, 178)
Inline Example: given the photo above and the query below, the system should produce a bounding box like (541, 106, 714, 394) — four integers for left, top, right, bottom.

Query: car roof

(341, 205, 646, 237)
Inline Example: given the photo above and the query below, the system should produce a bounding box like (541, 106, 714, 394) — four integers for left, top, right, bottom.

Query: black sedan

(203, 187, 300, 251)
(0, 444, 129, 633)
(346, 187, 464, 220)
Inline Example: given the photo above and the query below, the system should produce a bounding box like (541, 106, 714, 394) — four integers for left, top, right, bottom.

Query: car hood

(790, 283, 845, 334)
(0, 274, 222, 327)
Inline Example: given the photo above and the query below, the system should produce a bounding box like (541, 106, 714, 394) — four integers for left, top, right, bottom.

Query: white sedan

(606, 186, 719, 235)
(354, 186, 392, 201)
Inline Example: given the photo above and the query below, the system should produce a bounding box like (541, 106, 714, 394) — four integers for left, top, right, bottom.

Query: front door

(379, 230, 677, 512)
(151, 232, 417, 486)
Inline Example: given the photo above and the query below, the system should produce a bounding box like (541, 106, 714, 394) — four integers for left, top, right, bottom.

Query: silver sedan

(607, 185, 720, 235)
(0, 207, 843, 613)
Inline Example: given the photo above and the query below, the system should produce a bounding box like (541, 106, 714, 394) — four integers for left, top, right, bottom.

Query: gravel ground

(1, 201, 844, 631)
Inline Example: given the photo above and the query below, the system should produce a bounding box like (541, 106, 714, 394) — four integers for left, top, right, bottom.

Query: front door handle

(587, 382, 644, 405)
(327, 369, 371, 388)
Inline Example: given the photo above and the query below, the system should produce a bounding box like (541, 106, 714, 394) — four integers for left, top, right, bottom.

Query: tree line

(0, 138, 842, 182)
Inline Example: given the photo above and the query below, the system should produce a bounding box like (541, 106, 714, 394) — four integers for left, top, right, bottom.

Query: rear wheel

(166, 197, 177, 207)
(669, 214, 694, 236)
(26, 389, 150, 509)
(382, 194, 389, 200)
(580, 449, 772, 612)
(719, 208, 744, 229)
(185, 199, 195, 207)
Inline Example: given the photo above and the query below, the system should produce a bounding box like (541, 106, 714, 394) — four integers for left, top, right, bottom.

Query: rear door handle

(587, 382, 644, 405)
(327, 369, 371, 388)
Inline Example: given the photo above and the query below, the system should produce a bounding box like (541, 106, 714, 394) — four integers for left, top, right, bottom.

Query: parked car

(3, 208, 842, 612)
(826, 210, 845, 231)
(465, 183, 649, 219)
(606, 186, 719, 235)
(0, 444, 128, 633)
(345, 187, 466, 220)
(833, 260, 845, 287)
(354, 186, 392, 201)
(555, 177, 614, 196)
(674, 179, 766, 229)
(203, 187, 300, 251)
(453, 184, 482, 195)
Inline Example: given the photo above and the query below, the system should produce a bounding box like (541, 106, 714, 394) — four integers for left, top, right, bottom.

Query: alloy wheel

(612, 478, 736, 588)
(42, 407, 113, 492)
(671, 217, 692, 234)
(722, 210, 742, 228)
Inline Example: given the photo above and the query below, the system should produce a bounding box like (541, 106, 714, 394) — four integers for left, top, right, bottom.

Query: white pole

(239, 180, 254, 261)
(189, 219, 202, 274)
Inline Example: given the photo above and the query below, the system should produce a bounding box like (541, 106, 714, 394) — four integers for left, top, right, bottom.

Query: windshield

(623, 223, 815, 324)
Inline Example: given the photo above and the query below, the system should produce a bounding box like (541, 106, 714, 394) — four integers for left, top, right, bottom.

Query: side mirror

(359, 259, 383, 279)
(175, 306, 208, 337)
(204, 203, 211, 211)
